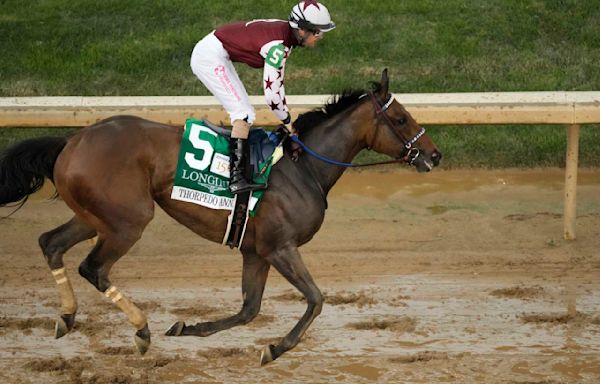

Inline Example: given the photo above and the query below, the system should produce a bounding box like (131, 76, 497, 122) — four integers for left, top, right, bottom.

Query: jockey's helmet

(288, 1, 336, 33)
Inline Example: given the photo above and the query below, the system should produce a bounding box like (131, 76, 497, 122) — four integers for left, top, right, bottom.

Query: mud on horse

(0, 69, 441, 365)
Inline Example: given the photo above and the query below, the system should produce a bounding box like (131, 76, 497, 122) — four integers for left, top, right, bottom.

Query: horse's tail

(0, 136, 68, 207)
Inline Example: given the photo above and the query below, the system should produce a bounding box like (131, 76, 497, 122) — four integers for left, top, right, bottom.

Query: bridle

(287, 92, 427, 168)
(366, 92, 426, 165)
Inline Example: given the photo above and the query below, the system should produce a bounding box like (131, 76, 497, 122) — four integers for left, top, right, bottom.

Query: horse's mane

(294, 82, 382, 137)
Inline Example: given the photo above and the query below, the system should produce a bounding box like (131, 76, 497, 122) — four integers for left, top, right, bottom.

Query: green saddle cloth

(171, 119, 280, 217)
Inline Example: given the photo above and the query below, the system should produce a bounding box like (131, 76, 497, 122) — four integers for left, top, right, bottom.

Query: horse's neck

(300, 115, 365, 195)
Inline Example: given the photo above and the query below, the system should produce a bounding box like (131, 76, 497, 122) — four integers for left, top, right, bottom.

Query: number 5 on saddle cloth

(171, 119, 284, 248)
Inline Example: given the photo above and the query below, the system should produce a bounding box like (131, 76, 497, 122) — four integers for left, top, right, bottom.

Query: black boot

(229, 138, 266, 194)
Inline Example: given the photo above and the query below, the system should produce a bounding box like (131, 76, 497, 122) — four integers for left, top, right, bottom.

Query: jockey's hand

(277, 124, 302, 162)
(284, 123, 296, 135)
(286, 131, 302, 162)
(289, 138, 302, 162)
(281, 113, 296, 135)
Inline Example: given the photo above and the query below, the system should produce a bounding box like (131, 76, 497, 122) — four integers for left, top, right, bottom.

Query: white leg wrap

(104, 286, 147, 330)
(51, 268, 77, 314)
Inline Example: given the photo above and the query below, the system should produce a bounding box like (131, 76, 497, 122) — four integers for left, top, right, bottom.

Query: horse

(0, 69, 441, 365)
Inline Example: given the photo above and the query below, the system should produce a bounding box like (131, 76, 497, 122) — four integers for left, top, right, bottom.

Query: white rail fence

(1, 92, 599, 240)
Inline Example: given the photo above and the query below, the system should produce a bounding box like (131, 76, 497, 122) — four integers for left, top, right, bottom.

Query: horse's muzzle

(409, 149, 442, 172)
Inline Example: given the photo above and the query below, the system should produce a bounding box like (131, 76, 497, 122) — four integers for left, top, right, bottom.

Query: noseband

(367, 92, 426, 165)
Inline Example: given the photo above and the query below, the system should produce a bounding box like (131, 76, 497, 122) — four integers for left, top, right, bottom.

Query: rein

(290, 135, 405, 168)
(290, 92, 426, 168)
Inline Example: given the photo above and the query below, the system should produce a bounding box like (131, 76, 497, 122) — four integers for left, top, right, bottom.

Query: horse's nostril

(431, 150, 442, 166)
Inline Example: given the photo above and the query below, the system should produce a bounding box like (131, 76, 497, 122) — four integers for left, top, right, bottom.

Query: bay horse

(0, 70, 441, 365)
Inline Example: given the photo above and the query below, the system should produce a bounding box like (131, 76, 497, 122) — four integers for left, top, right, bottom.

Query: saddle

(202, 120, 282, 176)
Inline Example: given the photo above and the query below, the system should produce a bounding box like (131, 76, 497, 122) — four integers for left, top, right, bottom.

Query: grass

(0, 0, 599, 167)
(1, 0, 598, 95)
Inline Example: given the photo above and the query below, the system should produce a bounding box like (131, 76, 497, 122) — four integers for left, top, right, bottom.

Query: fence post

(563, 124, 580, 240)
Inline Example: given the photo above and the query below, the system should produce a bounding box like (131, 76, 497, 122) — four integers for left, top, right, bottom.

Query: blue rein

(289, 134, 356, 167)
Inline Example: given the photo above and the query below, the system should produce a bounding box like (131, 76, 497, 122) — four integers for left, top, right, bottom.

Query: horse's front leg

(259, 245, 323, 365)
(165, 251, 270, 337)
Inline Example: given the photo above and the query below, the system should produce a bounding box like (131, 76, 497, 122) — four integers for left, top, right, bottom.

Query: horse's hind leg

(39, 216, 97, 338)
(166, 250, 270, 337)
(259, 245, 323, 366)
(78, 226, 152, 354)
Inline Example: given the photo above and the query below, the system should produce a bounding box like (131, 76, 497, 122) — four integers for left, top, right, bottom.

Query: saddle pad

(171, 119, 278, 216)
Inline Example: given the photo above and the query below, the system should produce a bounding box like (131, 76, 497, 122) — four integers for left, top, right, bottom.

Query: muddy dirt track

(1, 169, 600, 383)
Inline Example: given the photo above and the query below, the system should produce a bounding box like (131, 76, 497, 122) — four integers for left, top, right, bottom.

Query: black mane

(294, 82, 382, 137)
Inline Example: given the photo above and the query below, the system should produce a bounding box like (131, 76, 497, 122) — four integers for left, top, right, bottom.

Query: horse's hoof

(134, 324, 151, 355)
(165, 321, 185, 337)
(260, 344, 276, 366)
(54, 313, 76, 339)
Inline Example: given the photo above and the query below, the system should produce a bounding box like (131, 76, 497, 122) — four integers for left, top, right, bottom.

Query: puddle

(336, 362, 382, 381)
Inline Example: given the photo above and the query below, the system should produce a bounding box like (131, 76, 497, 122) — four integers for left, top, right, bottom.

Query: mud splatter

(270, 290, 378, 307)
(147, 358, 174, 368)
(84, 373, 134, 384)
(169, 304, 224, 318)
(347, 316, 417, 333)
(269, 291, 304, 302)
(0, 316, 53, 332)
(23, 357, 69, 372)
(23, 356, 92, 382)
(75, 321, 111, 338)
(196, 347, 256, 360)
(390, 351, 450, 364)
(490, 285, 545, 300)
(97, 346, 136, 356)
(387, 295, 410, 307)
(125, 355, 176, 369)
(137, 300, 164, 312)
(519, 311, 598, 326)
(326, 291, 378, 307)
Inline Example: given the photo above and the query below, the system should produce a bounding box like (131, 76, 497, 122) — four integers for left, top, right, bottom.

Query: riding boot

(229, 138, 266, 194)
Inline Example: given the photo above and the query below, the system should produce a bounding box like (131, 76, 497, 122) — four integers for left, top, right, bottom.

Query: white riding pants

(190, 32, 256, 125)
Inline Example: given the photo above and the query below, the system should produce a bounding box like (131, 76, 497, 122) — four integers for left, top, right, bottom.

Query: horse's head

(362, 69, 442, 172)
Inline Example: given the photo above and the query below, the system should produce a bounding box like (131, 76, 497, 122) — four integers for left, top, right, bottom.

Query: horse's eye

(398, 117, 407, 125)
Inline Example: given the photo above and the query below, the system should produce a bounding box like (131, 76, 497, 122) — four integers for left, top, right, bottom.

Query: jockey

(190, 1, 336, 194)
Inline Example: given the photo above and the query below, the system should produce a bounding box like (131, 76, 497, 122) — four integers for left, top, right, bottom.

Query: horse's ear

(380, 68, 389, 96)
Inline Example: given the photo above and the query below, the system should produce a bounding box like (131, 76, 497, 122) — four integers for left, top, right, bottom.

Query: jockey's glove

(276, 123, 302, 162)
(282, 113, 296, 135)
(285, 123, 296, 135)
